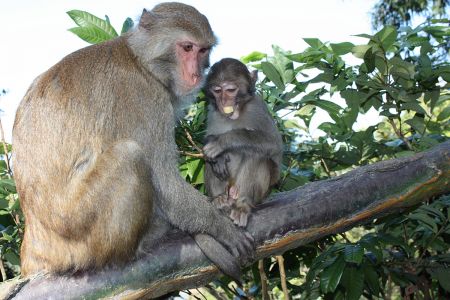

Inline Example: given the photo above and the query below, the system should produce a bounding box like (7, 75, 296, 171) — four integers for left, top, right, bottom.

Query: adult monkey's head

(129, 2, 217, 98)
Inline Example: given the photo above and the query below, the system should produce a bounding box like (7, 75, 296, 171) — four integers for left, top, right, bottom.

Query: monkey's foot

(230, 202, 251, 227)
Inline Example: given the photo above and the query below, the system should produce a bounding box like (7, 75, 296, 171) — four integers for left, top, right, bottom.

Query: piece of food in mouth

(223, 106, 234, 114)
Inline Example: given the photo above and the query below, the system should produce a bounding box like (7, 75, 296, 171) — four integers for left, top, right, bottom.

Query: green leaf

(431, 268, 450, 291)
(405, 116, 426, 133)
(352, 45, 371, 59)
(423, 26, 450, 39)
(374, 26, 397, 50)
(424, 90, 440, 111)
(343, 266, 364, 300)
(363, 47, 375, 73)
(241, 51, 266, 64)
(363, 264, 380, 296)
(121, 17, 134, 34)
(410, 212, 438, 233)
(68, 26, 115, 44)
(0, 179, 16, 193)
(330, 42, 355, 55)
(320, 256, 345, 293)
(390, 57, 415, 80)
(3, 251, 20, 266)
(261, 62, 284, 90)
(67, 10, 118, 37)
(312, 100, 343, 116)
(437, 106, 450, 121)
(400, 102, 427, 116)
(344, 244, 364, 264)
(303, 38, 323, 49)
(342, 108, 358, 129)
(353, 33, 373, 39)
(67, 10, 118, 43)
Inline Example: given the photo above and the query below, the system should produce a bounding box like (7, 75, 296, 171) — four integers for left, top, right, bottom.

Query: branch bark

(1, 141, 449, 300)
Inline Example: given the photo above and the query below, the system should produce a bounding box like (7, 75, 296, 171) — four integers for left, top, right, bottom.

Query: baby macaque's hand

(213, 193, 234, 209)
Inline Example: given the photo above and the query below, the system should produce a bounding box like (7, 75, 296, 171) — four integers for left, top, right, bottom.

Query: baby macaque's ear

(250, 70, 258, 86)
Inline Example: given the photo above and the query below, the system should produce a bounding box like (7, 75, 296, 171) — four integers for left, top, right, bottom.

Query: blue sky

(0, 0, 377, 141)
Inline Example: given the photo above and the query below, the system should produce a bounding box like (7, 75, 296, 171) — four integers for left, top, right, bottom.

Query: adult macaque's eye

(226, 88, 237, 93)
(199, 48, 209, 54)
(212, 87, 221, 94)
(183, 44, 193, 52)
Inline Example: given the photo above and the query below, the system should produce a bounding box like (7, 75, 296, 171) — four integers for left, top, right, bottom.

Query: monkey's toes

(230, 209, 249, 227)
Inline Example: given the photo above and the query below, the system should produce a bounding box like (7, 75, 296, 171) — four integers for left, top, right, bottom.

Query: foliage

(1, 9, 449, 300)
(67, 10, 133, 43)
(371, 0, 449, 29)
(0, 94, 22, 281)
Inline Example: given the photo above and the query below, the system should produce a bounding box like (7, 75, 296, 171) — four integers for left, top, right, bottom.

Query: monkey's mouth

(222, 106, 239, 120)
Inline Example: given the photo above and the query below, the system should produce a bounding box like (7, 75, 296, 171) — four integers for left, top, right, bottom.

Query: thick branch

(2, 141, 449, 300)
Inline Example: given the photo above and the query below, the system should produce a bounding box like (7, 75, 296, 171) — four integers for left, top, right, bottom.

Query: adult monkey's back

(12, 2, 253, 280)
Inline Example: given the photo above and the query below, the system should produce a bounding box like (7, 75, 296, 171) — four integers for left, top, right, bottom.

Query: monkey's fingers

(234, 228, 255, 265)
(203, 142, 223, 160)
(194, 234, 242, 283)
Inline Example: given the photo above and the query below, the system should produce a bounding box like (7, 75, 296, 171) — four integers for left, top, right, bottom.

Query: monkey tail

(194, 234, 242, 283)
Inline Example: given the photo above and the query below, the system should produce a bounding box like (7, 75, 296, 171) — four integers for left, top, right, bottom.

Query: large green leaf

(405, 116, 426, 134)
(352, 45, 371, 59)
(342, 266, 364, 300)
(363, 264, 380, 296)
(344, 244, 364, 264)
(261, 61, 284, 90)
(68, 27, 115, 44)
(67, 10, 118, 43)
(330, 42, 355, 55)
(374, 26, 397, 50)
(303, 38, 324, 49)
(320, 256, 345, 293)
(400, 102, 428, 116)
(311, 100, 343, 117)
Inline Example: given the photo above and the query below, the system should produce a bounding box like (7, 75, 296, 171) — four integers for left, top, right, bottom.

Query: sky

(0, 0, 377, 141)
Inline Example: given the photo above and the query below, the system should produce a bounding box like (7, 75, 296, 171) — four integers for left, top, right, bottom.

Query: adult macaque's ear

(139, 9, 155, 29)
(250, 70, 258, 86)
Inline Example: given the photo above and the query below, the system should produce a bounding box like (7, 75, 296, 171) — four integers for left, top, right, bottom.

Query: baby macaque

(203, 58, 283, 227)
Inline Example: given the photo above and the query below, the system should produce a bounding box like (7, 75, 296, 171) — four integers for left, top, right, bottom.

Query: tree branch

(1, 141, 449, 300)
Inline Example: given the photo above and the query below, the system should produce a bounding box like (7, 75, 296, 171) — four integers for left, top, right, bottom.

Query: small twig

(0, 258, 7, 281)
(388, 119, 413, 151)
(258, 259, 270, 300)
(180, 150, 204, 158)
(339, 232, 351, 243)
(320, 158, 331, 177)
(182, 290, 201, 300)
(196, 288, 207, 300)
(276, 255, 290, 300)
(184, 128, 203, 153)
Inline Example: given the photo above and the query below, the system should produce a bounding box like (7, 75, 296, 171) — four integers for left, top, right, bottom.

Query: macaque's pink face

(210, 81, 240, 120)
(176, 41, 210, 94)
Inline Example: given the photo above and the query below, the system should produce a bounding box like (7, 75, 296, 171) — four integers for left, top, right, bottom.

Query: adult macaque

(203, 58, 283, 227)
(12, 3, 252, 280)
